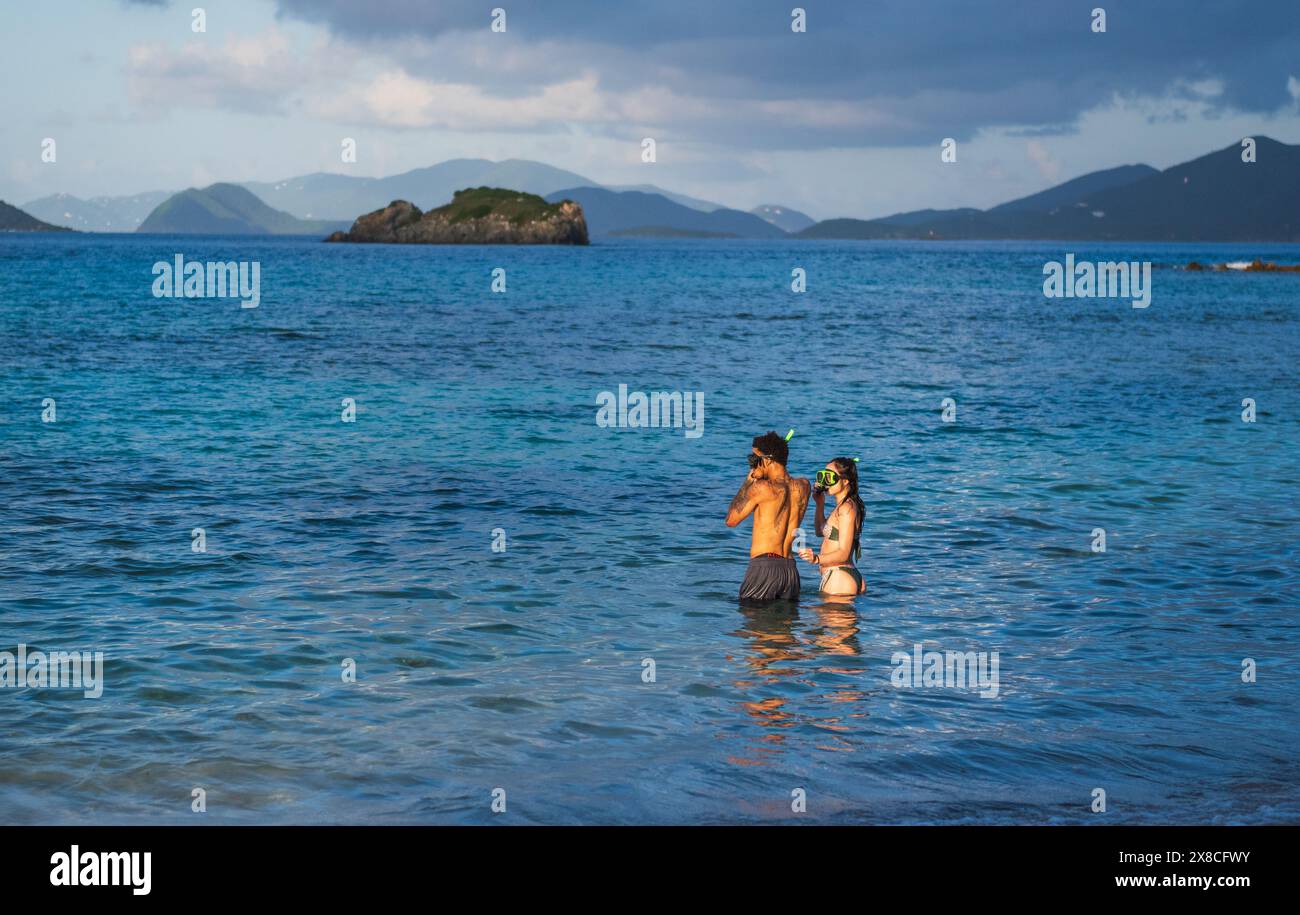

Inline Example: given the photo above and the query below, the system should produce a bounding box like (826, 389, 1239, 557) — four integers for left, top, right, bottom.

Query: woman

(797, 457, 867, 595)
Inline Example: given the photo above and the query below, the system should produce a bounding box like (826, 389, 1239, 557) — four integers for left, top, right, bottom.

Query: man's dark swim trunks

(738, 554, 801, 603)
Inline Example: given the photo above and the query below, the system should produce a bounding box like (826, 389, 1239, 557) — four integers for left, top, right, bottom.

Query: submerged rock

(326, 187, 588, 245)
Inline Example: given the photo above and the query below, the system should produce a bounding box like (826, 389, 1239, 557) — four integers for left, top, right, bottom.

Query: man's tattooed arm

(729, 477, 753, 512)
(726, 474, 762, 526)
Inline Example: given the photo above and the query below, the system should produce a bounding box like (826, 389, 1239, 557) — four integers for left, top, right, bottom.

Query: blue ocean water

(1, 233, 1297, 825)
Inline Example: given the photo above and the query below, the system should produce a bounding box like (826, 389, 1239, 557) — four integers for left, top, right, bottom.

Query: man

(725, 430, 811, 604)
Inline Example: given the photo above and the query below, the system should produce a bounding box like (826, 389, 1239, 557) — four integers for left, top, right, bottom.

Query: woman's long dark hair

(831, 457, 865, 561)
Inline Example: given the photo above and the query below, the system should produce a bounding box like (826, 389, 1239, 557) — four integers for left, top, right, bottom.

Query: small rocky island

(1185, 259, 1300, 272)
(326, 187, 588, 245)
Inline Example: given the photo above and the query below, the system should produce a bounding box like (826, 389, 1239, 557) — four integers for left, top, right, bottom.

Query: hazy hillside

(607, 184, 727, 212)
(0, 200, 72, 232)
(547, 187, 785, 238)
(751, 204, 815, 233)
(138, 184, 348, 235)
(987, 164, 1158, 214)
(798, 139, 1300, 241)
(244, 159, 597, 221)
(875, 207, 982, 227)
(1020, 137, 1300, 240)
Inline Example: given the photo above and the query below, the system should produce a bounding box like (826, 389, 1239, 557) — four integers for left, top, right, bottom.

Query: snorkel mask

(814, 457, 859, 494)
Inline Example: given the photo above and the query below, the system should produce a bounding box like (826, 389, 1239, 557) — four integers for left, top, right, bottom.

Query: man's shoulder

(751, 477, 801, 497)
(756, 477, 810, 499)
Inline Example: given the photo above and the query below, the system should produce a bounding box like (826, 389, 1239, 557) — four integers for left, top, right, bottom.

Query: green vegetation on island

(327, 187, 589, 245)
(435, 186, 571, 225)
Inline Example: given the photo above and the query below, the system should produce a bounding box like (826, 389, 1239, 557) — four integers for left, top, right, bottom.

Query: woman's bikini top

(825, 501, 860, 558)
(826, 502, 848, 541)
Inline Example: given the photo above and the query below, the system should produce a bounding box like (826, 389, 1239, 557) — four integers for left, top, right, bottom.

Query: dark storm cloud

(272, 0, 1300, 145)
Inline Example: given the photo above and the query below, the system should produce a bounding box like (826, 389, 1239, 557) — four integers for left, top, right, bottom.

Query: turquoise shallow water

(1, 233, 1298, 824)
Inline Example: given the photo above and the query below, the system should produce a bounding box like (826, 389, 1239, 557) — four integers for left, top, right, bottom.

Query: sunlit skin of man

(726, 446, 810, 557)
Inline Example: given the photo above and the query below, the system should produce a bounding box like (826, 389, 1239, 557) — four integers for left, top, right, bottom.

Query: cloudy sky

(3, 0, 1299, 219)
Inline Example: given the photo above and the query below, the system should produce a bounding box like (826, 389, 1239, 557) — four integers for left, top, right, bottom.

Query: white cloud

(1025, 139, 1061, 181)
(122, 25, 911, 144)
(126, 28, 357, 115)
(315, 71, 615, 130)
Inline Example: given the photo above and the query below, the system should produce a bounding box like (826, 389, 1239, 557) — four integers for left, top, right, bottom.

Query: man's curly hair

(752, 430, 789, 466)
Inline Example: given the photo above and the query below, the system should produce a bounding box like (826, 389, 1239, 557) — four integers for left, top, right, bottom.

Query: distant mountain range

(9, 138, 1300, 241)
(799, 139, 1299, 241)
(20, 159, 731, 232)
(544, 187, 785, 238)
(137, 183, 348, 235)
(23, 190, 171, 232)
(0, 199, 69, 232)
